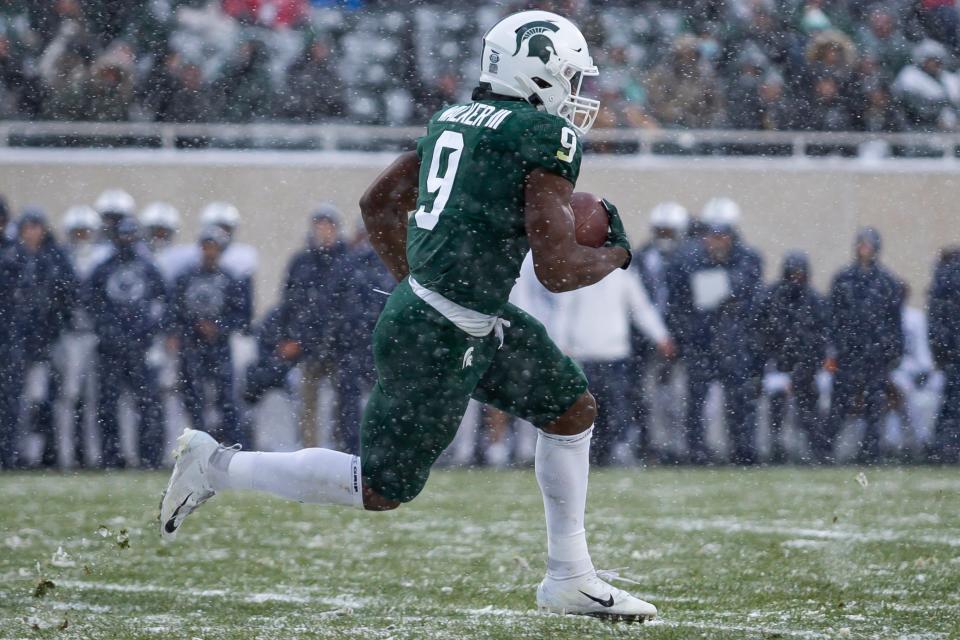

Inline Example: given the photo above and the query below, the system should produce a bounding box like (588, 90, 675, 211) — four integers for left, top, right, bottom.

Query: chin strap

(514, 75, 545, 108)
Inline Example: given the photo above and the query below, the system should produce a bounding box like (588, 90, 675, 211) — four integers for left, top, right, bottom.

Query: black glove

(601, 198, 632, 269)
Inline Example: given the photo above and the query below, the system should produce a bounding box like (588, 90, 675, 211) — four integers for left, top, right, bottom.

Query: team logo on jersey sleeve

(512, 20, 559, 64)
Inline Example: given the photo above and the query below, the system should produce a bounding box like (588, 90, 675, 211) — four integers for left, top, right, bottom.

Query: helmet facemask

(553, 61, 599, 134)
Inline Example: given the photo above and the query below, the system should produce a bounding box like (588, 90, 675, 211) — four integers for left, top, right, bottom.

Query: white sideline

(650, 517, 960, 548)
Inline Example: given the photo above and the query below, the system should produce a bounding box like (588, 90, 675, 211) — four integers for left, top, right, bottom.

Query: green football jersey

(407, 98, 583, 316)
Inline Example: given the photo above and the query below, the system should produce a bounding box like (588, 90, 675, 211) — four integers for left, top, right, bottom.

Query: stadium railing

(1, 121, 959, 159)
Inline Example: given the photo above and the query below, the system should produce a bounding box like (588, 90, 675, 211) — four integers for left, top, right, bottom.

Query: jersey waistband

(408, 276, 509, 345)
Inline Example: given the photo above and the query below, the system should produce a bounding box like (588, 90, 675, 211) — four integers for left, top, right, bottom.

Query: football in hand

(570, 192, 610, 248)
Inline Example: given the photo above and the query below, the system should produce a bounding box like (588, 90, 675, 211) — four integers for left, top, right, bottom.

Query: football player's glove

(602, 199, 632, 269)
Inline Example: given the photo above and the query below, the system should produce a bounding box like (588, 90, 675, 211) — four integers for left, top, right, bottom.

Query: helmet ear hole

(532, 76, 552, 89)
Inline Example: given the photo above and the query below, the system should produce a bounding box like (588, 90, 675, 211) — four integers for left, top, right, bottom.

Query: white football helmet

(95, 189, 135, 217)
(650, 202, 689, 233)
(702, 197, 741, 228)
(63, 205, 101, 232)
(200, 202, 240, 229)
(140, 202, 181, 232)
(479, 10, 599, 134)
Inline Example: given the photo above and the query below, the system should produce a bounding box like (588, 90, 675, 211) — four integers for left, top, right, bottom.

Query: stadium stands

(2, 1, 960, 133)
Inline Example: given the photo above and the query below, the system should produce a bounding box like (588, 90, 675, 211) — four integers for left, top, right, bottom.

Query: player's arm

(524, 168, 630, 293)
(359, 150, 420, 282)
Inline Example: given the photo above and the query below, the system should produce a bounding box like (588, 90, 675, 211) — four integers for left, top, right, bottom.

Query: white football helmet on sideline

(141, 202, 181, 232)
(63, 205, 101, 233)
(702, 197, 742, 228)
(479, 10, 599, 134)
(95, 189, 136, 217)
(649, 202, 690, 233)
(200, 202, 240, 230)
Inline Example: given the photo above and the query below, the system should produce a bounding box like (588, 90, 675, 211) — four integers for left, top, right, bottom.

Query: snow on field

(0, 467, 958, 639)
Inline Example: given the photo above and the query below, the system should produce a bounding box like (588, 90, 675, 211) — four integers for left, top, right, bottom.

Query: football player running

(160, 9, 656, 622)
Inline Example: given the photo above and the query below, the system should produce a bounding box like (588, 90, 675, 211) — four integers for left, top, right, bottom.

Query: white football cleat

(159, 429, 219, 541)
(537, 571, 657, 622)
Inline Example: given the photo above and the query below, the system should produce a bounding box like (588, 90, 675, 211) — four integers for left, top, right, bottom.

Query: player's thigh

(362, 280, 494, 503)
(472, 303, 587, 429)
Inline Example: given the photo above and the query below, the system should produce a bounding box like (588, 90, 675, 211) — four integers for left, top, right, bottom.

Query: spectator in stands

(800, 30, 857, 131)
(828, 227, 905, 464)
(753, 251, 829, 463)
(169, 226, 249, 446)
(552, 263, 675, 466)
(645, 35, 726, 129)
(0, 209, 76, 467)
(893, 39, 960, 131)
(853, 69, 908, 132)
(726, 47, 772, 130)
(630, 202, 688, 463)
(145, 53, 214, 123)
(39, 33, 93, 121)
(86, 42, 135, 121)
(667, 197, 764, 465)
(279, 37, 345, 121)
(0, 28, 40, 119)
(918, 0, 960, 53)
(213, 39, 273, 123)
(84, 218, 166, 468)
(336, 222, 394, 454)
(222, 0, 309, 29)
(855, 5, 911, 75)
(756, 71, 798, 130)
(414, 69, 461, 123)
(281, 204, 352, 449)
(721, 5, 805, 83)
(928, 246, 960, 462)
(803, 72, 855, 131)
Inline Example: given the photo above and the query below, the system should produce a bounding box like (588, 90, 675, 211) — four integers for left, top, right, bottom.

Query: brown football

(570, 191, 609, 248)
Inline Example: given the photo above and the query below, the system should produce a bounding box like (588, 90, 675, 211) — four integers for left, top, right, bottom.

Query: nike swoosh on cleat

(164, 493, 192, 534)
(579, 590, 615, 607)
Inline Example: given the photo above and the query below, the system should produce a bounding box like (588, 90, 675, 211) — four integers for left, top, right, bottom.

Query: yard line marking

(56, 580, 369, 608)
(651, 517, 960, 547)
(649, 618, 832, 639)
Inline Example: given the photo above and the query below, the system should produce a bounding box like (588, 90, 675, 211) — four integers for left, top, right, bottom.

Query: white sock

(535, 427, 595, 580)
(209, 448, 363, 509)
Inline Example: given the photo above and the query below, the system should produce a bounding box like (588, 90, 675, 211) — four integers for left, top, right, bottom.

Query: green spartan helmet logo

(513, 20, 560, 64)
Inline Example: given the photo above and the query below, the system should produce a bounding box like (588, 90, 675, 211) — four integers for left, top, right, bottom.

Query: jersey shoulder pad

(516, 111, 582, 185)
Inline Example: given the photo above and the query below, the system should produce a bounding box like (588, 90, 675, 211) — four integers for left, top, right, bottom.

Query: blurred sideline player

(198, 202, 257, 394)
(140, 202, 191, 450)
(161, 10, 657, 622)
(631, 202, 689, 462)
(53, 205, 102, 467)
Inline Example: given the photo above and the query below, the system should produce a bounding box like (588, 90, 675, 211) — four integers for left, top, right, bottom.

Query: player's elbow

(532, 257, 571, 293)
(537, 270, 574, 293)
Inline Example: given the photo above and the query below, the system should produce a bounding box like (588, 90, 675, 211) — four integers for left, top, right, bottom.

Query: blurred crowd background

(4, 0, 960, 132)
(2, 189, 960, 471)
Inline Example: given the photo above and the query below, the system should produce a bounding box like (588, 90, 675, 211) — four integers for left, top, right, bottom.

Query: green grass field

(1, 467, 958, 639)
